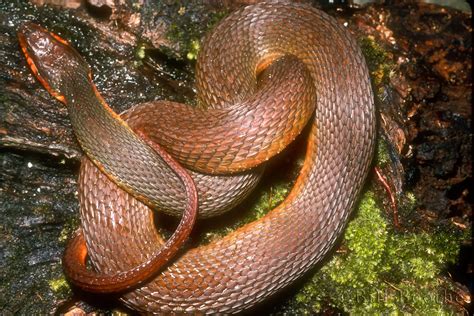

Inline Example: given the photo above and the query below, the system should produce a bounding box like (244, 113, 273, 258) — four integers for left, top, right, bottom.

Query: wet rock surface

(0, 0, 471, 314)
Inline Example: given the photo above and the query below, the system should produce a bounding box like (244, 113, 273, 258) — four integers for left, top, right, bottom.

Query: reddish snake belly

(19, 1, 375, 314)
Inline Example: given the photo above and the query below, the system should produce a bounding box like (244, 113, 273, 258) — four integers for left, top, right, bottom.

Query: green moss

(186, 39, 201, 60)
(166, 6, 228, 60)
(326, 192, 388, 288)
(135, 43, 146, 60)
(404, 191, 417, 210)
(376, 138, 391, 167)
(202, 180, 292, 243)
(253, 182, 290, 217)
(385, 230, 460, 282)
(58, 216, 79, 243)
(167, 21, 197, 59)
(279, 190, 465, 315)
(206, 10, 229, 29)
(359, 36, 395, 95)
(48, 277, 70, 296)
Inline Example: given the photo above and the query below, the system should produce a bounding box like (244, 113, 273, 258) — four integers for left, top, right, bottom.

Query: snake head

(18, 22, 90, 104)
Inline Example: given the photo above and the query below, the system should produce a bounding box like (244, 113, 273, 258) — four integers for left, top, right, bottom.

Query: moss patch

(376, 137, 391, 167)
(166, 6, 228, 60)
(202, 178, 293, 244)
(359, 36, 395, 96)
(278, 191, 466, 314)
(48, 277, 71, 296)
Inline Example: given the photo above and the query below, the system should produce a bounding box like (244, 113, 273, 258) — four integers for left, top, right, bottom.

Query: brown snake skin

(21, 1, 375, 314)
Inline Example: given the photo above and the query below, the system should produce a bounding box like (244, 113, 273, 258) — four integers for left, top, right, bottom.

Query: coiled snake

(19, 1, 375, 314)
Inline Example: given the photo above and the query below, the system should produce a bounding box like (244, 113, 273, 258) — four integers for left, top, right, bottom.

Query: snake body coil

(20, 1, 375, 314)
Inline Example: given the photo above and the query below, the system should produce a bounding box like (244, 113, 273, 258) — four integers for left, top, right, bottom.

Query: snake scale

(19, 1, 375, 314)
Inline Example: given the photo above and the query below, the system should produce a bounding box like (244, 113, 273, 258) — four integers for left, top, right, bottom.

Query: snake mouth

(18, 22, 85, 104)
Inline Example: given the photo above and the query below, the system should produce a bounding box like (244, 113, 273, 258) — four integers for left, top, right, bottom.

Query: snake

(18, 1, 375, 314)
